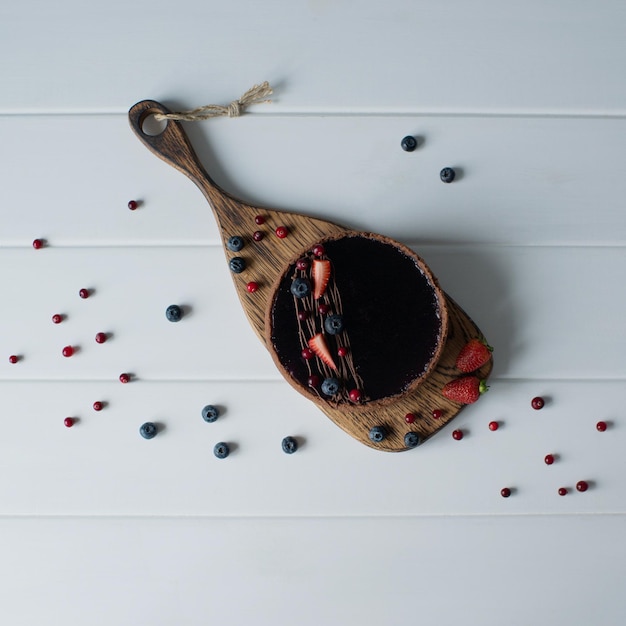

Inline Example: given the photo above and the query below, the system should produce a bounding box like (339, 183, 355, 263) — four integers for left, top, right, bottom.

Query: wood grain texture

(129, 100, 492, 450)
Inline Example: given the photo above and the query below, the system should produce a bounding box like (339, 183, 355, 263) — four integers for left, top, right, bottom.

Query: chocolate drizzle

(291, 250, 364, 403)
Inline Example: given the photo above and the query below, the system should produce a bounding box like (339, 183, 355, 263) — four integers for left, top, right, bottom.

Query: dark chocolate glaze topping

(269, 235, 443, 403)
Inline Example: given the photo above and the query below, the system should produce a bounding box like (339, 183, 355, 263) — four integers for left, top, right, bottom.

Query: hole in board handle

(141, 113, 168, 136)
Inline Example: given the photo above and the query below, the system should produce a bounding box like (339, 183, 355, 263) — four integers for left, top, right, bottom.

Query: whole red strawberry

(442, 376, 489, 404)
(455, 338, 493, 373)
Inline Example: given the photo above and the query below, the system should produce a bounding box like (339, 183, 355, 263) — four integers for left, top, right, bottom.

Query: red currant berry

(95, 332, 107, 344)
(296, 258, 309, 271)
(576, 480, 589, 492)
(254, 215, 265, 225)
(275, 226, 288, 239)
(79, 288, 90, 299)
(558, 487, 568, 496)
(348, 389, 362, 403)
(128, 200, 138, 210)
(531, 396, 545, 410)
(452, 429, 463, 440)
(301, 348, 314, 360)
(297, 310, 309, 322)
(32, 238, 44, 249)
(64, 417, 74, 428)
(252, 230, 264, 242)
(62, 345, 74, 357)
(308, 374, 321, 388)
(318, 303, 330, 315)
(312, 244, 325, 257)
(405, 413, 416, 424)
(52, 314, 63, 324)
(246, 282, 259, 293)
(9, 355, 18, 364)
(489, 421, 499, 431)
(432, 409, 443, 419)
(544, 454, 555, 465)
(93, 401, 103, 411)
(501, 487, 511, 498)
(596, 421, 607, 432)
(337, 346, 349, 357)
(119, 373, 130, 384)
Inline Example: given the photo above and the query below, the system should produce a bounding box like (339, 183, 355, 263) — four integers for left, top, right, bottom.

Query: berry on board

(443, 377, 488, 404)
(369, 426, 386, 443)
(455, 338, 493, 373)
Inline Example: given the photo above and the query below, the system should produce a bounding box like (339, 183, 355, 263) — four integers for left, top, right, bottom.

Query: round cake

(266, 232, 448, 406)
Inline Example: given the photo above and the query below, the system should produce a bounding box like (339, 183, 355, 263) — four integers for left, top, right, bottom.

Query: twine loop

(153, 82, 273, 122)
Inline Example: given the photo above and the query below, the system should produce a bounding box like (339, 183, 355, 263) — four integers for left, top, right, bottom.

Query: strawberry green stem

(479, 336, 494, 352)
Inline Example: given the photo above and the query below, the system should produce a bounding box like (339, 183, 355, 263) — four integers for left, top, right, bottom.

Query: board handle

(128, 99, 220, 198)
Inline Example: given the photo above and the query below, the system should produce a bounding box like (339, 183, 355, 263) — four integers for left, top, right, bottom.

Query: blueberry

(401, 135, 417, 152)
(440, 167, 456, 183)
(165, 304, 183, 322)
(404, 432, 420, 448)
(321, 377, 341, 396)
(229, 257, 246, 273)
(290, 277, 311, 298)
(282, 436, 298, 454)
(324, 314, 344, 335)
(369, 426, 386, 443)
(227, 236, 244, 252)
(140, 422, 157, 439)
(201, 405, 219, 423)
(213, 442, 230, 459)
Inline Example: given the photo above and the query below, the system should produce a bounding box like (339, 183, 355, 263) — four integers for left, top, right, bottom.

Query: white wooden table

(1, 2, 625, 623)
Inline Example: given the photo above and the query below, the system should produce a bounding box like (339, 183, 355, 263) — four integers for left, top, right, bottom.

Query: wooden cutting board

(129, 100, 492, 451)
